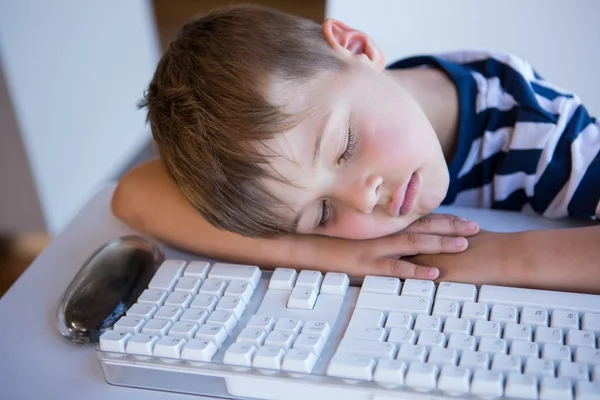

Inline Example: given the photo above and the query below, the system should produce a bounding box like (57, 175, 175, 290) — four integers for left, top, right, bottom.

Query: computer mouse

(57, 235, 164, 344)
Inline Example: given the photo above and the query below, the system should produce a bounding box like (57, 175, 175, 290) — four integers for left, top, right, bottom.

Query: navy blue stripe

(456, 152, 507, 192)
(474, 107, 557, 139)
(531, 82, 573, 101)
(533, 105, 595, 213)
(493, 189, 530, 211)
(568, 146, 600, 218)
(496, 149, 541, 175)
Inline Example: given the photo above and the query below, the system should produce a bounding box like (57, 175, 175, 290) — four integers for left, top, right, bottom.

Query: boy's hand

(313, 214, 479, 281)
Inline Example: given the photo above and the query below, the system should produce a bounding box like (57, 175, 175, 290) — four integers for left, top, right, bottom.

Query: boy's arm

(404, 226, 600, 294)
(111, 158, 476, 279)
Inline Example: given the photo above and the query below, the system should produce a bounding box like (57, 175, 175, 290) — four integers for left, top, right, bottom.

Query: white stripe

(534, 93, 566, 115)
(543, 122, 600, 218)
(510, 121, 554, 150)
(457, 128, 511, 179)
(471, 73, 518, 113)
(494, 172, 536, 201)
(453, 183, 493, 209)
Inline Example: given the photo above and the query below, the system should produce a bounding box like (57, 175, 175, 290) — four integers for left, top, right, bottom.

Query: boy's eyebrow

(311, 110, 333, 167)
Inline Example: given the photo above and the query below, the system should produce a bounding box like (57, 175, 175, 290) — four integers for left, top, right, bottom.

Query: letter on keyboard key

(535, 327, 563, 344)
(356, 292, 431, 315)
(435, 282, 477, 303)
(327, 354, 376, 381)
(148, 260, 187, 292)
(282, 349, 317, 373)
(361, 276, 401, 295)
(551, 310, 579, 330)
(223, 343, 257, 366)
(99, 330, 131, 353)
(405, 362, 438, 390)
(566, 329, 595, 347)
(208, 263, 261, 288)
(181, 339, 218, 362)
(286, 286, 317, 310)
(320, 272, 350, 295)
(153, 336, 187, 359)
(301, 320, 331, 341)
(541, 343, 570, 361)
(268, 268, 297, 291)
(521, 307, 548, 327)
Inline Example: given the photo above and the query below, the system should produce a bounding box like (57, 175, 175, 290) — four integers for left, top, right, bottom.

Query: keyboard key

(293, 333, 325, 356)
(478, 337, 507, 355)
(575, 381, 600, 400)
(338, 338, 397, 359)
(320, 272, 350, 295)
(114, 316, 146, 333)
(137, 289, 167, 307)
(387, 328, 416, 345)
(521, 307, 549, 327)
(470, 369, 504, 397)
(301, 320, 331, 341)
(384, 312, 414, 330)
(141, 319, 172, 336)
(153, 336, 187, 359)
(206, 311, 237, 333)
(173, 276, 202, 294)
(154, 306, 183, 323)
(125, 334, 160, 356)
(181, 338, 217, 362)
(446, 333, 476, 351)
(208, 263, 261, 288)
(401, 279, 435, 300)
(168, 321, 199, 340)
(344, 326, 387, 341)
(274, 318, 303, 336)
(435, 282, 477, 304)
(432, 298, 460, 320)
(437, 365, 471, 394)
(459, 350, 489, 369)
(99, 330, 131, 353)
(327, 354, 375, 381)
(443, 317, 471, 335)
(490, 304, 518, 324)
(268, 268, 297, 291)
(524, 357, 555, 378)
(295, 270, 323, 291)
(183, 261, 210, 278)
(287, 286, 317, 310)
(479, 285, 600, 313)
(405, 362, 438, 390)
(252, 346, 285, 370)
(148, 260, 187, 292)
(505, 373, 538, 399)
(551, 310, 580, 330)
(373, 359, 407, 385)
(542, 343, 571, 361)
(216, 296, 246, 319)
(504, 322, 532, 342)
(574, 347, 600, 365)
(361, 276, 400, 295)
(582, 312, 600, 335)
(223, 342, 257, 366)
(247, 315, 276, 332)
(536, 327, 564, 344)
(461, 302, 488, 321)
(236, 327, 267, 347)
(356, 292, 431, 316)
(224, 280, 254, 304)
(264, 330, 294, 350)
(189, 294, 218, 312)
(510, 340, 539, 358)
(558, 361, 589, 381)
(473, 320, 501, 338)
(414, 315, 442, 333)
(427, 347, 458, 366)
(416, 331, 446, 347)
(164, 292, 193, 309)
(179, 309, 209, 325)
(199, 279, 227, 296)
(540, 377, 573, 400)
(491, 354, 522, 373)
(282, 349, 317, 373)
(126, 303, 157, 321)
(195, 324, 228, 348)
(566, 329, 595, 347)
(397, 344, 428, 362)
(347, 309, 385, 331)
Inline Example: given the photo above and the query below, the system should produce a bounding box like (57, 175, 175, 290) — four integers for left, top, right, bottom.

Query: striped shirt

(389, 51, 600, 220)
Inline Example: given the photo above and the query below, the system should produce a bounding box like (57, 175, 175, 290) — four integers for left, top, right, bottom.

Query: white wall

(326, 0, 600, 115)
(0, 0, 160, 233)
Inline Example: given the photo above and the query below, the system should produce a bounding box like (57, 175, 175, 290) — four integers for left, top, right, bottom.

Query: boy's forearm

(111, 159, 319, 269)
(406, 226, 600, 294)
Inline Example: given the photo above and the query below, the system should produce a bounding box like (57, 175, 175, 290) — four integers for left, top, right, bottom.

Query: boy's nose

(346, 174, 382, 214)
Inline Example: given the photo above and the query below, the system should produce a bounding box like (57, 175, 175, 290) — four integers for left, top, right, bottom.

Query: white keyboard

(97, 259, 600, 400)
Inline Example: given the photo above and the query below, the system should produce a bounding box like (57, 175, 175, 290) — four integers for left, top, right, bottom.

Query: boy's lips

(389, 173, 420, 216)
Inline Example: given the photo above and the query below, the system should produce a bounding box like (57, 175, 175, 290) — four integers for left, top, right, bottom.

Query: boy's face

(259, 20, 449, 240)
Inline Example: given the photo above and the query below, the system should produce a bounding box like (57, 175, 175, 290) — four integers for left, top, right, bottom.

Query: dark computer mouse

(57, 235, 164, 344)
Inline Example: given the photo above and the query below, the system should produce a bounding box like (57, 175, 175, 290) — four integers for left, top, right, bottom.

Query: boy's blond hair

(141, 5, 344, 237)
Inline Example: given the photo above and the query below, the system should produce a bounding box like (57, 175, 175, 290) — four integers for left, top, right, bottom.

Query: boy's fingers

(373, 258, 439, 280)
(379, 233, 468, 256)
(402, 214, 479, 236)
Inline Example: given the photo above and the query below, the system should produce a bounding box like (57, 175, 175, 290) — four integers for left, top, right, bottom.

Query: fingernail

(467, 222, 478, 231)
(427, 268, 439, 278)
(454, 237, 467, 247)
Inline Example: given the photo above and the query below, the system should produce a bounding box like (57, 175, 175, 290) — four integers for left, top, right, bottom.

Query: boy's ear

(322, 19, 386, 70)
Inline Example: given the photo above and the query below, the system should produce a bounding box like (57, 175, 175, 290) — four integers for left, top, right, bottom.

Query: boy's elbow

(111, 171, 145, 230)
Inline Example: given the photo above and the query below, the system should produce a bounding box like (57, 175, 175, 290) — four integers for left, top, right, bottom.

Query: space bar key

(478, 285, 600, 313)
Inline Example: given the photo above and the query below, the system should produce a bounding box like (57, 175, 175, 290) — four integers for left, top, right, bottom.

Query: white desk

(0, 183, 593, 400)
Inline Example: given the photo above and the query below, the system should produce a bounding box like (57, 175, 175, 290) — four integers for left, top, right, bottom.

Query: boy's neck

(385, 67, 459, 165)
